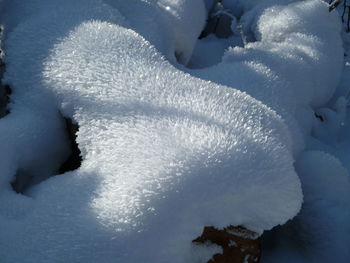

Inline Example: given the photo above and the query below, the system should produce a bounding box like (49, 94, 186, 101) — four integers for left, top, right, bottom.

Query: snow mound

(0, 1, 303, 261)
(42, 20, 301, 261)
(103, 0, 206, 65)
(256, 0, 343, 107)
(192, 0, 343, 150)
(0, 0, 344, 262)
(43, 20, 301, 232)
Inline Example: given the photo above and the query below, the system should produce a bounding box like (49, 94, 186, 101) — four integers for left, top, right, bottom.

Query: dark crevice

(330, 0, 350, 32)
(0, 82, 11, 117)
(11, 116, 82, 195)
(314, 112, 324, 122)
(11, 170, 34, 194)
(2, 25, 79, 194)
(0, 25, 11, 118)
(58, 117, 82, 174)
(199, 1, 234, 39)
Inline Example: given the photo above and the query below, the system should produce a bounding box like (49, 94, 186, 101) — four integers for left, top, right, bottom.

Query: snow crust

(0, 0, 345, 262)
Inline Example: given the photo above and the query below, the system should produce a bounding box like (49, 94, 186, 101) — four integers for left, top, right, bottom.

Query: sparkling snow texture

(0, 0, 345, 262)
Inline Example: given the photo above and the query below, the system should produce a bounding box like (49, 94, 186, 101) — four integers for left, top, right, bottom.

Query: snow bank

(0, 0, 306, 262)
(0, 0, 125, 188)
(295, 151, 350, 262)
(256, 0, 343, 107)
(192, 0, 343, 150)
(43, 19, 301, 233)
(0, 0, 344, 262)
(262, 151, 350, 263)
(103, 0, 206, 65)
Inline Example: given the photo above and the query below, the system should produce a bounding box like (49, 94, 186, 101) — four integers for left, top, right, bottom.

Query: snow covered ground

(0, 0, 349, 262)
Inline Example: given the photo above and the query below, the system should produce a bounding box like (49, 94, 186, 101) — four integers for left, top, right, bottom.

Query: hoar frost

(0, 0, 346, 262)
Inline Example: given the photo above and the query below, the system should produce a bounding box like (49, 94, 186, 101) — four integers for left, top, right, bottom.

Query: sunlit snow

(0, 0, 349, 262)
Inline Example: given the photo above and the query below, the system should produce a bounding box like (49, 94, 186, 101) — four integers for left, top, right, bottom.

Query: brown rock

(193, 226, 261, 263)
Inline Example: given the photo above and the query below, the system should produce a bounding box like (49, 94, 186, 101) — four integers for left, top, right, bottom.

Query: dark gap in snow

(331, 0, 350, 31)
(174, 51, 185, 65)
(10, 116, 80, 195)
(329, 0, 341, 12)
(0, 63, 11, 118)
(58, 117, 82, 174)
(0, 25, 10, 118)
(188, 1, 244, 69)
(314, 112, 324, 122)
(11, 170, 34, 194)
(199, 0, 234, 39)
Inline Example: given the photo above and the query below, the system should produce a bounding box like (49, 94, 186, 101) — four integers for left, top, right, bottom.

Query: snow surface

(102, 0, 206, 65)
(262, 151, 350, 263)
(0, 0, 347, 262)
(190, 0, 343, 153)
(261, 2, 350, 262)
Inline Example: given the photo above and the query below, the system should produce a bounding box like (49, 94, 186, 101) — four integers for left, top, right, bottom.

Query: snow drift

(0, 0, 344, 262)
(193, 0, 343, 151)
